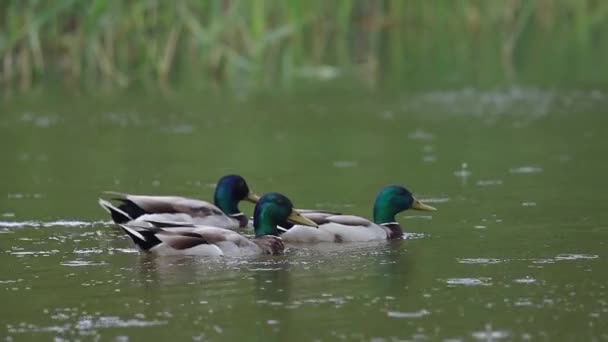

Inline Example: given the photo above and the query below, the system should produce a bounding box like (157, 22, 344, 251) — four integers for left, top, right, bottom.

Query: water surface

(1, 88, 607, 340)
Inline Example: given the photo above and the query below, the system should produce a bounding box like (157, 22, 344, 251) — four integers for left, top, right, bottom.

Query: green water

(1, 88, 608, 341)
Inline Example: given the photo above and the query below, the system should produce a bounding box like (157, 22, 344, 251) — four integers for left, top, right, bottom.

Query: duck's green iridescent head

(214, 174, 260, 215)
(254, 193, 317, 237)
(373, 185, 436, 224)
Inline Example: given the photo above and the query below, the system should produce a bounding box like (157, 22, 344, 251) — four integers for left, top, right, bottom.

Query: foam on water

(387, 309, 430, 318)
(457, 258, 505, 264)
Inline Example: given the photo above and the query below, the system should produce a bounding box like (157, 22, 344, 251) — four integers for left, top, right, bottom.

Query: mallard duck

(280, 185, 436, 243)
(118, 193, 318, 256)
(98, 174, 259, 229)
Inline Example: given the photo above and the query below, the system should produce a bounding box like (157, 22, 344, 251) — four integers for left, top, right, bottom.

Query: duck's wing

(167, 227, 283, 255)
(298, 209, 342, 223)
(323, 215, 373, 227)
(281, 215, 383, 243)
(187, 227, 283, 255)
(101, 192, 225, 223)
(296, 209, 342, 215)
(119, 224, 230, 253)
(188, 227, 249, 245)
(112, 193, 224, 216)
(154, 231, 213, 251)
(271, 209, 343, 229)
(143, 220, 198, 228)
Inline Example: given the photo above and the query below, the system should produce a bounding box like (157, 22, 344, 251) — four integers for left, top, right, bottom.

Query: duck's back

(134, 212, 238, 229)
(282, 215, 389, 243)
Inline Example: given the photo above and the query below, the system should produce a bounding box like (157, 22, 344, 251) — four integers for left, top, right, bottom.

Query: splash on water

(532, 254, 598, 264)
(554, 254, 599, 261)
(61, 260, 107, 267)
(419, 197, 449, 204)
(332, 160, 358, 168)
(513, 277, 537, 284)
(387, 309, 430, 318)
(476, 180, 503, 186)
(403, 232, 428, 240)
(457, 258, 505, 265)
(164, 124, 195, 135)
(454, 163, 472, 179)
(76, 316, 167, 330)
(7, 193, 44, 199)
(11, 250, 60, 256)
(509, 166, 543, 174)
(6, 316, 167, 335)
(445, 278, 492, 287)
(73, 248, 104, 254)
(514, 298, 534, 307)
(408, 128, 434, 140)
(423, 155, 437, 163)
(108, 248, 139, 254)
(20, 112, 59, 128)
(471, 324, 510, 340)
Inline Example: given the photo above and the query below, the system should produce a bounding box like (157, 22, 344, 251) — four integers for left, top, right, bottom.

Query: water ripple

(0, 220, 112, 228)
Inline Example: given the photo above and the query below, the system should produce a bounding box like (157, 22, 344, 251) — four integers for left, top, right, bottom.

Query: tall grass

(1, 0, 607, 92)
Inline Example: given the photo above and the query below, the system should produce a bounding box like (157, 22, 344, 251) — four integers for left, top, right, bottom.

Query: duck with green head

(98, 174, 260, 229)
(119, 192, 318, 256)
(280, 185, 436, 243)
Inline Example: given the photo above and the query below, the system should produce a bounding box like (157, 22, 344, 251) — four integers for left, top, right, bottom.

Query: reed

(0, 0, 607, 92)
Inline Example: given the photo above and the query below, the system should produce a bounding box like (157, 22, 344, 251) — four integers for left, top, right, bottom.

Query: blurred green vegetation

(0, 0, 607, 92)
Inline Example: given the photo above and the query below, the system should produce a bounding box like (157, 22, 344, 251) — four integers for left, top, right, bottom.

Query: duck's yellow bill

(412, 199, 437, 211)
(246, 193, 261, 203)
(287, 211, 318, 227)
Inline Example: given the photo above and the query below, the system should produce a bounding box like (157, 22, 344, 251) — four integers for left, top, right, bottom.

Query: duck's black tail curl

(98, 199, 133, 223)
(118, 224, 162, 252)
